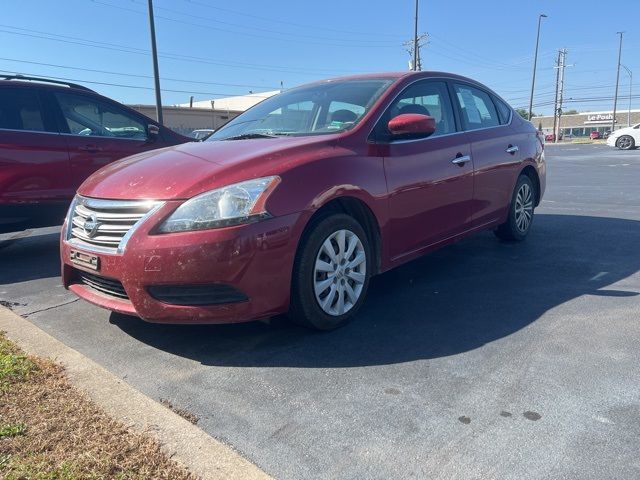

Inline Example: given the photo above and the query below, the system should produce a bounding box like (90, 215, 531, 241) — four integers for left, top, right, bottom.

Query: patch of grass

(0, 333, 38, 391)
(0, 424, 26, 438)
(0, 332, 195, 479)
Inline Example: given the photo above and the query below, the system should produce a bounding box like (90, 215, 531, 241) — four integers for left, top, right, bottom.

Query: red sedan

(590, 131, 601, 140)
(61, 72, 546, 330)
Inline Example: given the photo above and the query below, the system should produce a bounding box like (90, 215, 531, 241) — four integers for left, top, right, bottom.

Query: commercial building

(533, 109, 640, 137)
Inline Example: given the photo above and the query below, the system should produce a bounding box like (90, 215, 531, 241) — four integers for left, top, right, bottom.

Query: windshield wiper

(221, 133, 278, 141)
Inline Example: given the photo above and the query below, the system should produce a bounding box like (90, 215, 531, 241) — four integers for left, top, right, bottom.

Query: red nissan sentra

(60, 72, 545, 330)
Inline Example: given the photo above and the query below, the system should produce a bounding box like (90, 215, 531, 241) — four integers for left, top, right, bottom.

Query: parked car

(545, 133, 562, 142)
(190, 129, 215, 141)
(0, 75, 191, 233)
(60, 71, 545, 330)
(606, 124, 640, 150)
(589, 131, 601, 140)
(603, 130, 611, 139)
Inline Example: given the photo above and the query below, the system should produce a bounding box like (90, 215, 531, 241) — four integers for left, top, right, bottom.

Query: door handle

(79, 145, 103, 153)
(451, 154, 471, 166)
(506, 145, 519, 154)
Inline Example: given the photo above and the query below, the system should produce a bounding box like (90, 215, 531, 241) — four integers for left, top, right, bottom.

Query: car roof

(0, 75, 96, 93)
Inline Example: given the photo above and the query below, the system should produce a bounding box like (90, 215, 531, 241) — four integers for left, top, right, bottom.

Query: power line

(177, 0, 406, 38)
(92, 0, 400, 49)
(0, 69, 275, 98)
(0, 57, 280, 89)
(0, 26, 356, 76)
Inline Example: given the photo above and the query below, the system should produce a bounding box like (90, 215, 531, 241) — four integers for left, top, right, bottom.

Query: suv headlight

(158, 176, 280, 233)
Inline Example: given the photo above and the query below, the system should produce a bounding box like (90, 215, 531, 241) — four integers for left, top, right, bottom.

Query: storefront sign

(584, 113, 615, 124)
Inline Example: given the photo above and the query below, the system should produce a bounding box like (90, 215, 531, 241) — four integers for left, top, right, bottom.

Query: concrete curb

(0, 306, 272, 480)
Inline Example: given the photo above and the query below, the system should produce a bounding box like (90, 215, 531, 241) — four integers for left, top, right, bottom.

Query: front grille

(67, 196, 161, 253)
(76, 270, 129, 300)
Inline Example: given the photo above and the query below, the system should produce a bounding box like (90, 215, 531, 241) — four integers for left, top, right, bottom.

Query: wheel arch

(520, 165, 541, 206)
(297, 196, 383, 275)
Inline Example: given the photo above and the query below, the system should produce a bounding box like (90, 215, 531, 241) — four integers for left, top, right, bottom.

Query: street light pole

(611, 31, 624, 134)
(528, 13, 547, 121)
(147, 0, 163, 125)
(621, 65, 632, 127)
(413, 0, 419, 72)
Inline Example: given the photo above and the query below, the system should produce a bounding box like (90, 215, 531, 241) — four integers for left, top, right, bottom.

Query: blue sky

(2, 0, 638, 115)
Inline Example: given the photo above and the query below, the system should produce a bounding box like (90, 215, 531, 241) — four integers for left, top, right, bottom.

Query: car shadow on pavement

(0, 230, 61, 285)
(109, 213, 639, 368)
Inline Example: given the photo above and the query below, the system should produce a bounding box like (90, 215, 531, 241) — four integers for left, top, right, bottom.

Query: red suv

(61, 72, 546, 330)
(0, 75, 190, 233)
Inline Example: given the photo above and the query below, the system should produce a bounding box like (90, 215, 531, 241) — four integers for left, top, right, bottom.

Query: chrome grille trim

(65, 195, 164, 254)
(76, 270, 129, 300)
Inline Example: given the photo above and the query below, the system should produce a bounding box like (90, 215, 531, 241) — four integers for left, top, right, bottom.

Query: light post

(528, 14, 547, 121)
(147, 0, 163, 124)
(611, 31, 624, 134)
(621, 65, 632, 127)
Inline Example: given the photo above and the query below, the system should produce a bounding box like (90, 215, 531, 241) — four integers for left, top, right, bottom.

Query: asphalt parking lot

(1, 143, 639, 479)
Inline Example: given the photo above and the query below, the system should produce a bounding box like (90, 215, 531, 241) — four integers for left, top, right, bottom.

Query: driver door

(52, 91, 153, 190)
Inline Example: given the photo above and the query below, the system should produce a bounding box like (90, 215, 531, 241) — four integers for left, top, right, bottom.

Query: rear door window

(0, 87, 48, 132)
(453, 84, 500, 131)
(54, 92, 147, 140)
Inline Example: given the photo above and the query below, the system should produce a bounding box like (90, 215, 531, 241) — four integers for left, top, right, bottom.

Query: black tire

(616, 135, 636, 150)
(494, 175, 536, 242)
(288, 213, 372, 330)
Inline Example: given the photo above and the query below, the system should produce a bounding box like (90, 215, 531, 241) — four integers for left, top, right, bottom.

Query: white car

(607, 124, 640, 150)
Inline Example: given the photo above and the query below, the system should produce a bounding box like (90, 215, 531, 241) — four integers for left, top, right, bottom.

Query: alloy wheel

(617, 136, 632, 149)
(514, 183, 534, 233)
(313, 229, 366, 316)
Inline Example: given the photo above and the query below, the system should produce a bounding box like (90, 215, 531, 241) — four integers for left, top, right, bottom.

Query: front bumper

(61, 203, 304, 324)
(607, 136, 617, 147)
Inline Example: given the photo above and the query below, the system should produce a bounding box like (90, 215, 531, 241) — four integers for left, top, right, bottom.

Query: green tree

(515, 108, 539, 120)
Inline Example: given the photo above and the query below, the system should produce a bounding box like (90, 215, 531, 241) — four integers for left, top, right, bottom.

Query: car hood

(78, 135, 339, 200)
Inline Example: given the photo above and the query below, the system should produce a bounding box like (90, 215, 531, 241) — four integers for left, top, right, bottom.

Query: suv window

(493, 96, 512, 125)
(0, 87, 48, 132)
(454, 84, 500, 130)
(374, 80, 456, 140)
(54, 92, 147, 140)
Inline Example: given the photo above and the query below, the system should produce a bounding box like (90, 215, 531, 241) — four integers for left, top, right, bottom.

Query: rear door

(0, 85, 71, 204)
(452, 83, 523, 227)
(376, 79, 474, 261)
(51, 90, 159, 191)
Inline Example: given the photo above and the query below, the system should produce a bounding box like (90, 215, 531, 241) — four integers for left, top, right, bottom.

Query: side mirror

(387, 113, 436, 139)
(148, 124, 160, 140)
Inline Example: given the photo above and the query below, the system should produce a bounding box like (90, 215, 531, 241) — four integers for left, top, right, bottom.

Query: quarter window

(0, 87, 48, 132)
(493, 96, 512, 125)
(55, 92, 147, 140)
(454, 84, 500, 130)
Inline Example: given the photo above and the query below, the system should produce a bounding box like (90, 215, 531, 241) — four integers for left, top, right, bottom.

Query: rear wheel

(494, 175, 536, 241)
(616, 135, 635, 150)
(289, 214, 371, 330)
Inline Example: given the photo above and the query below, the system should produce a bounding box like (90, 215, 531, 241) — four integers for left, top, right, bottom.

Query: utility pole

(147, 0, 163, 124)
(404, 33, 428, 71)
(621, 64, 632, 127)
(413, 0, 419, 71)
(612, 32, 624, 134)
(528, 14, 547, 121)
(552, 50, 561, 142)
(553, 49, 569, 144)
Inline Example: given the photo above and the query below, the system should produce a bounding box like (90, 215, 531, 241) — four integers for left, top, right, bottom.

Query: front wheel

(494, 175, 536, 241)
(616, 135, 635, 150)
(289, 214, 371, 330)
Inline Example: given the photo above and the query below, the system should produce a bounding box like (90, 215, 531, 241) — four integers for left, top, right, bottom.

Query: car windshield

(208, 78, 395, 141)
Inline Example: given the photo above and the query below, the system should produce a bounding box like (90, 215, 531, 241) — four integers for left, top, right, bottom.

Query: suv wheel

(289, 214, 371, 330)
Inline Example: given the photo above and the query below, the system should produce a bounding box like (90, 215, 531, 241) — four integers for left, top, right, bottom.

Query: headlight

(158, 176, 280, 233)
